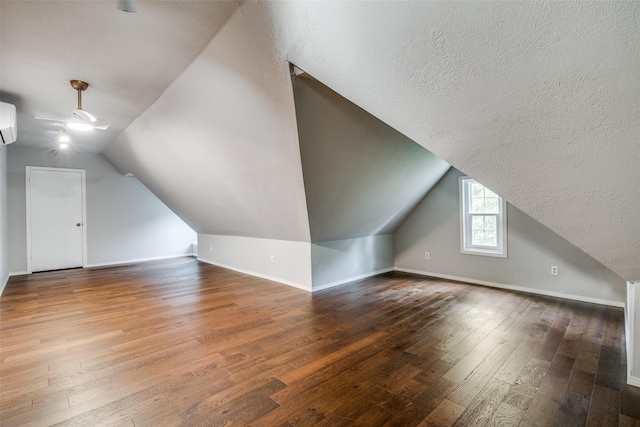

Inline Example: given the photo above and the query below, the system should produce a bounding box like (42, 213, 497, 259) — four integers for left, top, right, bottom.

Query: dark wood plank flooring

(1, 257, 638, 426)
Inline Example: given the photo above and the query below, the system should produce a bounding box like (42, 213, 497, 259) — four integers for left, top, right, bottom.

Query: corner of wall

(0, 275, 8, 297)
(627, 281, 640, 388)
(310, 234, 394, 291)
(197, 234, 313, 291)
(194, 234, 397, 293)
(0, 145, 8, 297)
(6, 146, 196, 272)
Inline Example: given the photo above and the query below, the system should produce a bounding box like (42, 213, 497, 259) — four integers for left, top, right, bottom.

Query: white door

(27, 167, 86, 272)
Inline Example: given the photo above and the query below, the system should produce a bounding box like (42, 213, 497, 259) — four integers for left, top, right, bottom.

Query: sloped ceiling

(272, 1, 640, 281)
(5, 1, 638, 281)
(293, 75, 450, 243)
(103, 1, 310, 242)
(0, 1, 241, 152)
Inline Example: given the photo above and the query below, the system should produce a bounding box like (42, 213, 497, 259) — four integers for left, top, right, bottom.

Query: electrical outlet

(425, 252, 430, 260)
(209, 245, 213, 252)
(270, 255, 275, 264)
(551, 266, 558, 275)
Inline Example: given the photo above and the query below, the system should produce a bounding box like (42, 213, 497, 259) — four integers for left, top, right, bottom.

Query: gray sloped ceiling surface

(293, 76, 450, 243)
(103, 1, 639, 282)
(274, 1, 640, 281)
(0, 1, 242, 153)
(104, 2, 310, 242)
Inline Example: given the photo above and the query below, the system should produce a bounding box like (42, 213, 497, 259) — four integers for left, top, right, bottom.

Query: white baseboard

(197, 257, 394, 293)
(86, 254, 195, 269)
(395, 267, 625, 308)
(0, 273, 8, 297)
(9, 271, 29, 276)
(1, 271, 30, 297)
(197, 257, 312, 292)
(312, 268, 395, 292)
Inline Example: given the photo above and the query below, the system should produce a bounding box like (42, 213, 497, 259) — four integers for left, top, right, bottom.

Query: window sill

(461, 248, 507, 258)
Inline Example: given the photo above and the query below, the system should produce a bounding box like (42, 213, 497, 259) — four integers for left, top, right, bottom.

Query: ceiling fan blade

(35, 113, 70, 122)
(66, 117, 94, 131)
(37, 82, 111, 132)
(73, 108, 96, 122)
(72, 109, 110, 130)
(92, 121, 111, 131)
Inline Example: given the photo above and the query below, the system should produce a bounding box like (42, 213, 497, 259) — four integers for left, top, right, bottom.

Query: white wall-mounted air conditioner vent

(0, 101, 17, 145)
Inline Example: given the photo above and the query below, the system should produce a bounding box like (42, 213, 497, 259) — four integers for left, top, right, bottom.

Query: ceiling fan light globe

(67, 122, 93, 131)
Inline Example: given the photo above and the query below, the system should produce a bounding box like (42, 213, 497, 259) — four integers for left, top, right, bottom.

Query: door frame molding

(26, 166, 88, 273)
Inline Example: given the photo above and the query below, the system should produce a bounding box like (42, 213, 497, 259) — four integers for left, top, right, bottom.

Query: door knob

(76, 223, 81, 227)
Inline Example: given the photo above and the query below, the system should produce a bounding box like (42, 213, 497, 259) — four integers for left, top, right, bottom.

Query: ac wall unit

(0, 101, 17, 144)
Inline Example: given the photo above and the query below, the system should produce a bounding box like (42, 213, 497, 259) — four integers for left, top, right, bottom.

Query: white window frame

(459, 177, 507, 258)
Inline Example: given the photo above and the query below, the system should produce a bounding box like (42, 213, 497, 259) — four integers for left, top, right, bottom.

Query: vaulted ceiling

(0, 1, 241, 152)
(293, 76, 450, 243)
(2, 1, 639, 281)
(273, 1, 640, 281)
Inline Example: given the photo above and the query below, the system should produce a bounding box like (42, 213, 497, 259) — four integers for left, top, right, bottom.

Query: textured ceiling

(273, 1, 640, 281)
(0, 0, 241, 152)
(3, 1, 639, 282)
(103, 1, 311, 242)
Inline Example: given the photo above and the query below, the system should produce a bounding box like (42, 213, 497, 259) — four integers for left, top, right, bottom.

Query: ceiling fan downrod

(70, 80, 89, 110)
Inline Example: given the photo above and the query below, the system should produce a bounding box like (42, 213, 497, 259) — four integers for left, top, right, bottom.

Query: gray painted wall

(294, 76, 450, 242)
(7, 145, 196, 272)
(198, 234, 312, 291)
(311, 235, 393, 290)
(196, 233, 393, 292)
(0, 146, 8, 293)
(194, 75, 429, 292)
(395, 168, 626, 304)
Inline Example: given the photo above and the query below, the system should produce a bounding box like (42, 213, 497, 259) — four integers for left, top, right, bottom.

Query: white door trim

(26, 166, 88, 273)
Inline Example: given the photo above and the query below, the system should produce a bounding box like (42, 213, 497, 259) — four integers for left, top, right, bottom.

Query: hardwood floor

(1, 257, 638, 426)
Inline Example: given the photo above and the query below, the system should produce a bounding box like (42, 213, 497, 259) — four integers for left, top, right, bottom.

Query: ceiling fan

(35, 80, 110, 131)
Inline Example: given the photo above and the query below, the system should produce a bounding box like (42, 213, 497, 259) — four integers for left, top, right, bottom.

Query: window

(459, 177, 507, 257)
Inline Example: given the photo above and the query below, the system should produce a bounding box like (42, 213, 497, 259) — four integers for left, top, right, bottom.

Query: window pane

(485, 216, 497, 231)
(472, 231, 485, 246)
(484, 197, 499, 213)
(485, 188, 498, 198)
(472, 215, 484, 231)
(470, 214, 499, 247)
(485, 231, 497, 246)
(469, 181, 500, 214)
(471, 183, 485, 198)
(471, 198, 485, 213)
